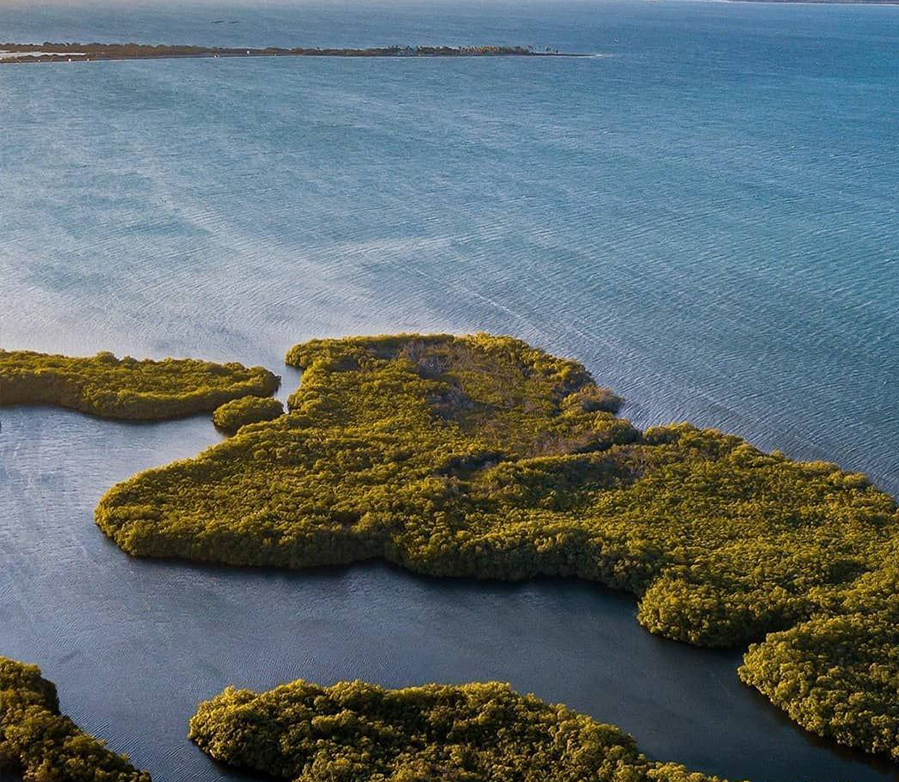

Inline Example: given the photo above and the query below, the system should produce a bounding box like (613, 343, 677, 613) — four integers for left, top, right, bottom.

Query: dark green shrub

(213, 396, 284, 434)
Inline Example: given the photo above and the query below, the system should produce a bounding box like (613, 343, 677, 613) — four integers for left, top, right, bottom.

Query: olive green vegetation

(190, 678, 732, 782)
(0, 657, 150, 781)
(213, 395, 285, 434)
(738, 540, 899, 762)
(94, 333, 899, 762)
(0, 349, 279, 421)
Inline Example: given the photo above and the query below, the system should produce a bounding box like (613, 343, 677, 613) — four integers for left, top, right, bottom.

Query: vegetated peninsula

(0, 43, 573, 65)
(189, 678, 735, 782)
(0, 349, 279, 421)
(93, 333, 899, 764)
(0, 656, 151, 781)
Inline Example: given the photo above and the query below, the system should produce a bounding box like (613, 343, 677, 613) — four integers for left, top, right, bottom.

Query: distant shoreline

(727, 0, 898, 4)
(0, 43, 585, 65)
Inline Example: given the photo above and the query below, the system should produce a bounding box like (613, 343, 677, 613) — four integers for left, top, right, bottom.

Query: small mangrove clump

(0, 349, 279, 420)
(93, 333, 899, 763)
(213, 395, 284, 434)
(0, 656, 151, 781)
(189, 678, 730, 782)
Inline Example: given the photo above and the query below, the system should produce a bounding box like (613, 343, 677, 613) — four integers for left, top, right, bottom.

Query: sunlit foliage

(739, 540, 899, 761)
(94, 333, 899, 762)
(0, 656, 151, 781)
(190, 678, 732, 782)
(0, 349, 279, 420)
(213, 396, 284, 435)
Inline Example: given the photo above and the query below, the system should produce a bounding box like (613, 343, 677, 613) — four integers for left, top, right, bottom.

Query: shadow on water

(1, 406, 897, 782)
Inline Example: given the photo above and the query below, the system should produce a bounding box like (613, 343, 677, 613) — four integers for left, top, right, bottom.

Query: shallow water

(2, 1, 898, 495)
(1, 1, 898, 780)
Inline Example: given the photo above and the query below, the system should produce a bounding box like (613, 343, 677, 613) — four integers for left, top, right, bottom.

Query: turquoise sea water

(3, 0, 898, 495)
(1, 2, 898, 780)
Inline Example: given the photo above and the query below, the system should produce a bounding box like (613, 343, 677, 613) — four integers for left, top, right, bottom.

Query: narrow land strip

(0, 43, 581, 64)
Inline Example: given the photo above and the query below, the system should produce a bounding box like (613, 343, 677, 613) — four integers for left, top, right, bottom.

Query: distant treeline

(730, 0, 896, 4)
(0, 43, 569, 64)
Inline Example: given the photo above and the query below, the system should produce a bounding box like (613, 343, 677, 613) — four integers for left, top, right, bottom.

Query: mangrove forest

(89, 333, 899, 764)
(0, 349, 279, 421)
(0, 656, 151, 781)
(189, 677, 734, 782)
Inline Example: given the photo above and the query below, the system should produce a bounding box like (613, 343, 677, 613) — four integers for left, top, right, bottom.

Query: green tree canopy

(190, 678, 733, 782)
(0, 349, 279, 420)
(0, 656, 151, 781)
(93, 333, 899, 762)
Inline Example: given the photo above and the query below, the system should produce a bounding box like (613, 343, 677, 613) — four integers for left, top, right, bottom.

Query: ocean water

(1, 1, 898, 780)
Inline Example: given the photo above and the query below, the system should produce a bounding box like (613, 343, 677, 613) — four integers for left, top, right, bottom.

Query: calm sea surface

(1, 2, 897, 780)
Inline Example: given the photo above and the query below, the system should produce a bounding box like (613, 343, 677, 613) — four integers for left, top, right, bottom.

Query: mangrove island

(88, 333, 899, 765)
(0, 349, 279, 421)
(190, 678, 736, 781)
